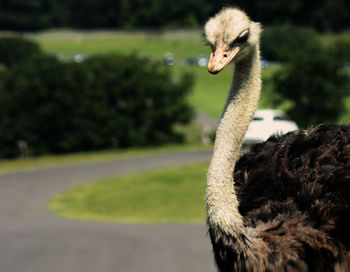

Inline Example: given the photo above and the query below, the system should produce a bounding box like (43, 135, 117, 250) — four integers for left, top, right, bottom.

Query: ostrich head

(205, 8, 261, 74)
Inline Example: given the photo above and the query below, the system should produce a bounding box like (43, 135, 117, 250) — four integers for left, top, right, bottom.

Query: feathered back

(233, 124, 350, 269)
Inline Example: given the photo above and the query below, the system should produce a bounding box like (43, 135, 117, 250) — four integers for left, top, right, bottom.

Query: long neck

(206, 44, 261, 235)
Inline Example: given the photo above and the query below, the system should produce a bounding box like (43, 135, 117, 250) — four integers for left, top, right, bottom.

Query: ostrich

(205, 7, 350, 271)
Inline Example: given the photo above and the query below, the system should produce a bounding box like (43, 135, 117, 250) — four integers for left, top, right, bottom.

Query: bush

(0, 37, 42, 67)
(271, 39, 350, 128)
(0, 54, 194, 158)
(261, 24, 319, 62)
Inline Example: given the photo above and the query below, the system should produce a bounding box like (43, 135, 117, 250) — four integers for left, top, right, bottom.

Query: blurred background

(0, 0, 349, 160)
(0, 1, 349, 271)
(0, 0, 349, 221)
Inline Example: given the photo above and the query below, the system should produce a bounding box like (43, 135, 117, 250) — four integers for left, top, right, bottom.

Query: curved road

(0, 150, 217, 272)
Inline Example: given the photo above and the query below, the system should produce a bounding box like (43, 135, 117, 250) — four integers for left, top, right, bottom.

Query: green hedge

(261, 24, 319, 62)
(264, 27, 350, 128)
(0, 46, 193, 158)
(0, 37, 41, 67)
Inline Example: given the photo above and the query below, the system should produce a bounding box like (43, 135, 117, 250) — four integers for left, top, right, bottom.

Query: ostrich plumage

(215, 125, 350, 271)
(205, 8, 350, 272)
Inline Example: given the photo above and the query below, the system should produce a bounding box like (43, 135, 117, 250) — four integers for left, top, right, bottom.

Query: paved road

(0, 150, 217, 272)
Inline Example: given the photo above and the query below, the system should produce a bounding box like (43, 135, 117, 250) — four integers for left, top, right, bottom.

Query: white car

(244, 109, 299, 145)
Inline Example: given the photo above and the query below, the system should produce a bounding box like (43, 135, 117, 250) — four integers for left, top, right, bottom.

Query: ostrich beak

(208, 46, 240, 74)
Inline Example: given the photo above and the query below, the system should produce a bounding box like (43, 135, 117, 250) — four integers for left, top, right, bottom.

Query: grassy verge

(0, 143, 210, 174)
(187, 66, 232, 119)
(27, 29, 209, 60)
(185, 65, 280, 118)
(319, 31, 350, 46)
(49, 162, 209, 223)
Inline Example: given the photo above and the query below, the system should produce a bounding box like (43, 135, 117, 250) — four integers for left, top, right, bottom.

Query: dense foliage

(261, 24, 320, 62)
(0, 40, 193, 158)
(0, 37, 41, 67)
(0, 0, 348, 31)
(268, 27, 350, 128)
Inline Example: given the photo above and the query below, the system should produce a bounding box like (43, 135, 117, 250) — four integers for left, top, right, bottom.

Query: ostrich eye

(229, 30, 250, 49)
(236, 33, 249, 44)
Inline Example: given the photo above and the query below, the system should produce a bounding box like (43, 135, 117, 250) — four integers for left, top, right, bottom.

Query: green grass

(319, 31, 350, 46)
(27, 29, 210, 60)
(50, 162, 209, 223)
(187, 66, 232, 119)
(185, 64, 280, 118)
(0, 143, 209, 174)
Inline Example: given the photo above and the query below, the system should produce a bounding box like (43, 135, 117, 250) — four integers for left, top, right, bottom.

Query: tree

(0, 37, 41, 67)
(0, 53, 194, 158)
(261, 24, 319, 61)
(0, 0, 349, 30)
(271, 37, 350, 128)
(0, 0, 55, 30)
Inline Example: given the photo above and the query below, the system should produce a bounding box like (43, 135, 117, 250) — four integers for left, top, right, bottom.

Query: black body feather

(211, 124, 350, 271)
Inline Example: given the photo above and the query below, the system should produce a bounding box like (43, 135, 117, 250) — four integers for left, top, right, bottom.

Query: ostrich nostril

(224, 53, 228, 58)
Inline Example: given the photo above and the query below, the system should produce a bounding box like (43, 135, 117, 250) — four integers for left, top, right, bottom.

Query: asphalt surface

(0, 150, 217, 272)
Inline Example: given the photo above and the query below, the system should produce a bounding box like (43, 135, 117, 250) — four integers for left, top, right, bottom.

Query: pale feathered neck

(206, 43, 261, 235)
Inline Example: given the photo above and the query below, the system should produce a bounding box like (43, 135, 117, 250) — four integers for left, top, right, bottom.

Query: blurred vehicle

(186, 57, 197, 65)
(186, 56, 209, 67)
(72, 53, 85, 63)
(244, 109, 298, 145)
(164, 53, 175, 66)
(261, 59, 270, 68)
(197, 55, 209, 67)
(345, 62, 350, 79)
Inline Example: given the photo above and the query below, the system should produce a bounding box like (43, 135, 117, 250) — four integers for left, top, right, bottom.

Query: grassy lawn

(186, 65, 232, 119)
(50, 162, 209, 223)
(0, 143, 209, 174)
(28, 29, 210, 60)
(185, 65, 280, 118)
(319, 31, 350, 46)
